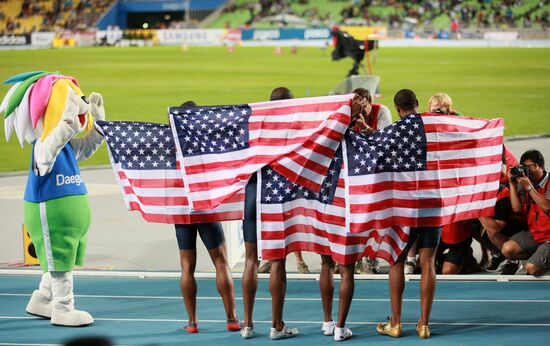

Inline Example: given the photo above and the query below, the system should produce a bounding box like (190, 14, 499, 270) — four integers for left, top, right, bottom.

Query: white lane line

(0, 344, 60, 346)
(1, 316, 550, 327)
(1, 293, 550, 303)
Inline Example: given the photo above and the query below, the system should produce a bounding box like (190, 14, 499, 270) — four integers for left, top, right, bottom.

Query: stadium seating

(1, 0, 548, 35)
(0, 0, 116, 34)
(208, 0, 550, 31)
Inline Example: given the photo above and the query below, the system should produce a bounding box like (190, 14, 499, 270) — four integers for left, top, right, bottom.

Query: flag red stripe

(184, 155, 276, 175)
(350, 189, 498, 213)
(128, 202, 243, 223)
(289, 135, 343, 158)
(268, 161, 321, 193)
(250, 126, 345, 147)
(350, 206, 495, 231)
(118, 172, 184, 188)
(261, 207, 346, 225)
(423, 120, 503, 133)
(425, 154, 502, 170)
(121, 187, 244, 206)
(275, 149, 334, 176)
(183, 138, 341, 177)
(249, 120, 326, 131)
(260, 241, 372, 265)
(260, 225, 407, 253)
(425, 137, 502, 152)
(350, 171, 500, 194)
(123, 188, 189, 206)
(251, 101, 350, 116)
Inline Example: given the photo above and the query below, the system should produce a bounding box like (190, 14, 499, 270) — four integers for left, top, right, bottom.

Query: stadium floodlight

(328, 75, 380, 96)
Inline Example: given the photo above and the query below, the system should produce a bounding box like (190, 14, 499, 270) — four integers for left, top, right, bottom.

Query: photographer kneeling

(501, 149, 550, 276)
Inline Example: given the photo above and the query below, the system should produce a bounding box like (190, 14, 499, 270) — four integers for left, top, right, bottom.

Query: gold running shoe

(376, 319, 402, 338)
(416, 324, 431, 339)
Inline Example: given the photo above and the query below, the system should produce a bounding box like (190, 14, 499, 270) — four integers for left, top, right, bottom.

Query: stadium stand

(1, 0, 549, 35)
(0, 0, 115, 34)
(209, 0, 550, 31)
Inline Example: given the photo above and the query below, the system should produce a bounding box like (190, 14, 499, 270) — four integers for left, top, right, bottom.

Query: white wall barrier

(30, 32, 55, 47)
(5, 28, 550, 49)
(483, 31, 519, 41)
(156, 29, 226, 46)
(222, 220, 245, 269)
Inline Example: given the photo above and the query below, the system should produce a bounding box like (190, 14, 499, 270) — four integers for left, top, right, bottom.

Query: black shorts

(500, 221, 525, 238)
(437, 237, 473, 266)
(175, 222, 225, 250)
(242, 177, 258, 244)
(406, 226, 442, 249)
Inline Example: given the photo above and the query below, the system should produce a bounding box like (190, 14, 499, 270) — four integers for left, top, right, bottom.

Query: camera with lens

(510, 165, 528, 178)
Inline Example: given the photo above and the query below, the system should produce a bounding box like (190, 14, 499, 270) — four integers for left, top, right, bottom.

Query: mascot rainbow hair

(1, 71, 105, 327)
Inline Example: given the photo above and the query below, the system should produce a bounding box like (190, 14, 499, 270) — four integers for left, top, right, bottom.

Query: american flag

(346, 113, 504, 232)
(169, 94, 352, 211)
(258, 147, 409, 265)
(95, 121, 244, 224)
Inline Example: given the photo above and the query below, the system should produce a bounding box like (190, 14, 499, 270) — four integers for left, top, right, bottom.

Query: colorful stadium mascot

(1, 71, 105, 326)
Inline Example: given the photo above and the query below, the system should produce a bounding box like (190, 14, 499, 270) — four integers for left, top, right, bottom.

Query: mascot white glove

(62, 87, 91, 134)
(89, 92, 105, 122)
(67, 92, 106, 161)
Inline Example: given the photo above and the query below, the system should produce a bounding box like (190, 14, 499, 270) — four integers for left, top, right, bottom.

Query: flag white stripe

(260, 228, 407, 260)
(115, 165, 183, 180)
(118, 176, 244, 204)
(270, 158, 331, 185)
(350, 198, 497, 220)
(349, 181, 499, 203)
(347, 162, 501, 185)
(183, 144, 330, 167)
(425, 127, 503, 141)
(184, 180, 249, 202)
(425, 145, 503, 161)
(248, 110, 348, 124)
(262, 200, 345, 216)
(118, 182, 188, 197)
(421, 115, 498, 128)
(250, 94, 353, 110)
(121, 194, 243, 215)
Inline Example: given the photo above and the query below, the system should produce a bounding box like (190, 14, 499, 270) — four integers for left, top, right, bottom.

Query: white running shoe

(322, 320, 335, 336)
(269, 325, 299, 340)
(404, 260, 416, 275)
(240, 326, 255, 339)
(334, 326, 353, 341)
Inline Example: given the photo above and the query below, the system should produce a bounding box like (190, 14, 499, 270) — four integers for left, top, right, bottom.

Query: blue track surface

(0, 275, 549, 345)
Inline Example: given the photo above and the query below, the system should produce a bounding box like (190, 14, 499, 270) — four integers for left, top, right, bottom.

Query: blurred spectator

(427, 92, 461, 115)
(3, 0, 115, 34)
(436, 221, 478, 274)
(220, 0, 550, 32)
(479, 180, 527, 274)
(501, 150, 550, 276)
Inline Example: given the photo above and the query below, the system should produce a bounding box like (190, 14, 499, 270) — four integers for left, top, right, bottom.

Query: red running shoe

(227, 319, 243, 331)
(183, 322, 199, 333)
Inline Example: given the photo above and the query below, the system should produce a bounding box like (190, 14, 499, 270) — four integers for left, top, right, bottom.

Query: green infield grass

(0, 46, 549, 172)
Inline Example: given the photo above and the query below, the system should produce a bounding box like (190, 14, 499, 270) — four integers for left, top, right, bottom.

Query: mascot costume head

(1, 71, 105, 327)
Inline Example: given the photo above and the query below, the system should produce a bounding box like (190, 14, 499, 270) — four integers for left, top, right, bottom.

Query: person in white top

(350, 87, 392, 135)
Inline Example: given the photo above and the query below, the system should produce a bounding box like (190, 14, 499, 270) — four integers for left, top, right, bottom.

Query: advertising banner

(156, 29, 225, 45)
(31, 32, 56, 47)
(339, 26, 388, 40)
(0, 34, 30, 46)
(241, 28, 331, 41)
